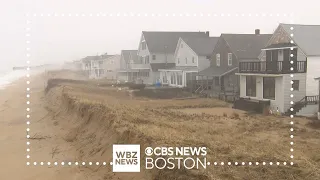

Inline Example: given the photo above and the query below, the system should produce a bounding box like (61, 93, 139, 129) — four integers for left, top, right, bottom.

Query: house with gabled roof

(197, 30, 272, 100)
(86, 53, 120, 79)
(235, 24, 320, 116)
(135, 31, 209, 84)
(81, 55, 100, 77)
(117, 50, 139, 82)
(158, 36, 219, 87)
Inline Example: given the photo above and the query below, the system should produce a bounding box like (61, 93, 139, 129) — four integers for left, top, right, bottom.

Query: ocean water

(0, 70, 27, 90)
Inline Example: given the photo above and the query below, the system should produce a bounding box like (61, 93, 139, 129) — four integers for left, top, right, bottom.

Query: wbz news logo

(112, 144, 140, 172)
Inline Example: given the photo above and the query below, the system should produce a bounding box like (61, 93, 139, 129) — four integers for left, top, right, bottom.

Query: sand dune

(1, 70, 320, 180)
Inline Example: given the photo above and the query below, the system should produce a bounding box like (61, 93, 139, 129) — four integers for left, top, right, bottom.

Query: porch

(159, 67, 199, 88)
(117, 69, 150, 82)
(239, 43, 307, 74)
(89, 68, 105, 79)
(193, 66, 239, 101)
(186, 77, 239, 102)
(239, 61, 307, 74)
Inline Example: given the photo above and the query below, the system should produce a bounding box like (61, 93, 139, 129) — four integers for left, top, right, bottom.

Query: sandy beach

(0, 72, 85, 180)
(1, 70, 320, 180)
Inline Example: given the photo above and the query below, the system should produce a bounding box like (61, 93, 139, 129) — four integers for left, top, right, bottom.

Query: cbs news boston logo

(112, 144, 207, 172)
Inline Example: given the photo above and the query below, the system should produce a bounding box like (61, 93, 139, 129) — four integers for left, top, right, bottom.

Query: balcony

(239, 61, 306, 74)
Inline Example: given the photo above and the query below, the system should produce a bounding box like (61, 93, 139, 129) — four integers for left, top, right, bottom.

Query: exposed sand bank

(1, 70, 320, 180)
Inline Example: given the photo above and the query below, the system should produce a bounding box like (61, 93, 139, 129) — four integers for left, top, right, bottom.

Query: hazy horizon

(1, 0, 320, 72)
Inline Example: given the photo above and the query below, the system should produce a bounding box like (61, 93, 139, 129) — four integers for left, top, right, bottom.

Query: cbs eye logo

(145, 147, 153, 156)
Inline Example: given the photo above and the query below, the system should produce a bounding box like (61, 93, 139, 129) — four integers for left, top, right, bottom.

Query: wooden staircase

(285, 95, 319, 115)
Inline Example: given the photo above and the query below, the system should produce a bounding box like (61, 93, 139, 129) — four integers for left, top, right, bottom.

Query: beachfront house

(197, 30, 272, 100)
(89, 54, 120, 79)
(117, 50, 139, 82)
(135, 31, 210, 85)
(158, 36, 218, 88)
(101, 55, 121, 80)
(235, 24, 320, 116)
(81, 56, 95, 76)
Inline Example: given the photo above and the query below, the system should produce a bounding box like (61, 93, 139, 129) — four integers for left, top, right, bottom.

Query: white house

(101, 55, 121, 80)
(236, 23, 320, 115)
(80, 56, 94, 76)
(89, 54, 120, 79)
(158, 36, 218, 87)
(135, 31, 210, 84)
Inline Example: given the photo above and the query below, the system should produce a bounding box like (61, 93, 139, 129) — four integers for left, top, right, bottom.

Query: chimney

(255, 29, 260, 35)
(205, 31, 210, 36)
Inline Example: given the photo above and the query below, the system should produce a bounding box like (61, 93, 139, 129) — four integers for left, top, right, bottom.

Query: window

(181, 43, 183, 48)
(228, 75, 234, 86)
(99, 61, 103, 65)
(171, 73, 174, 84)
(99, 69, 104, 74)
(228, 53, 232, 66)
(215, 77, 220, 86)
(178, 58, 180, 64)
(139, 71, 149, 77)
(111, 60, 114, 64)
(292, 80, 299, 91)
(163, 72, 167, 83)
(216, 54, 220, 66)
(246, 76, 256, 97)
(192, 57, 195, 63)
(263, 77, 275, 100)
(139, 56, 143, 63)
(185, 58, 188, 64)
(145, 56, 149, 64)
(152, 55, 156, 60)
(176, 73, 182, 86)
(141, 41, 146, 50)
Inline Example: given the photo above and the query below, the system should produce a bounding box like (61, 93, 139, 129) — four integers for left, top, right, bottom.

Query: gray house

(135, 31, 210, 84)
(198, 30, 272, 100)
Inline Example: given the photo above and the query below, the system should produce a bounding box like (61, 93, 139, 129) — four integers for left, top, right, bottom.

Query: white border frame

(25, 13, 295, 167)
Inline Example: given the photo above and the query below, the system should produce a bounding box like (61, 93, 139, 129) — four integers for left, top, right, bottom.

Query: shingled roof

(142, 31, 209, 54)
(221, 34, 272, 60)
(121, 50, 138, 63)
(280, 23, 320, 56)
(81, 54, 114, 62)
(181, 37, 219, 56)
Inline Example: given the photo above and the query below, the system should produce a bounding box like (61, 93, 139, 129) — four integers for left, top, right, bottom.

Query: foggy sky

(1, 0, 320, 72)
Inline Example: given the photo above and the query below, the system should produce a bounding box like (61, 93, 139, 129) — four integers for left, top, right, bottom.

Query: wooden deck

(186, 79, 239, 102)
(233, 97, 271, 113)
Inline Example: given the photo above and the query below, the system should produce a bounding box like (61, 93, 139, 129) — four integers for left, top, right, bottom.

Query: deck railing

(239, 61, 307, 74)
